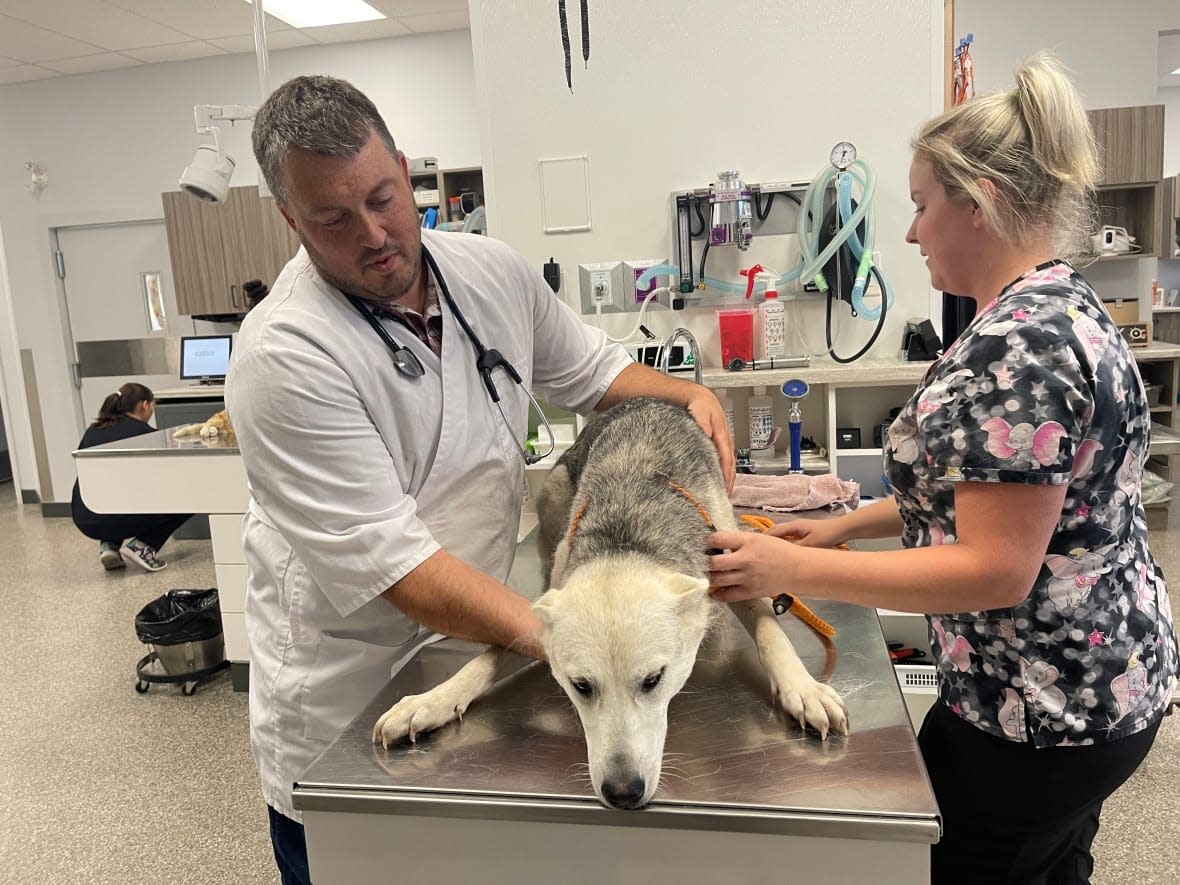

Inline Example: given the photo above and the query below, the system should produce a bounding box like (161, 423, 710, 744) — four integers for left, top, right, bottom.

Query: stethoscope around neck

(345, 244, 555, 466)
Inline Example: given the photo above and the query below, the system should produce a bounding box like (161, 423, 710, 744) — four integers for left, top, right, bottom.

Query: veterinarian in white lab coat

(226, 75, 733, 885)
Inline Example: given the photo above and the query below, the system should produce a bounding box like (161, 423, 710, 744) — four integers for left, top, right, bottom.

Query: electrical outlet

(578, 261, 624, 314)
(622, 259, 668, 312)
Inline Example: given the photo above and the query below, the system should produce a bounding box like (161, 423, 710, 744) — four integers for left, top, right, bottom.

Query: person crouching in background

(71, 382, 192, 572)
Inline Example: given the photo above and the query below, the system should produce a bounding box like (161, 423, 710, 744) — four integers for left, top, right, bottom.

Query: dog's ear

(668, 575, 710, 599)
(532, 589, 560, 629)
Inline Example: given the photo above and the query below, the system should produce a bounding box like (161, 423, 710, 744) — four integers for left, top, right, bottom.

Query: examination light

(180, 104, 257, 204)
(180, 143, 236, 204)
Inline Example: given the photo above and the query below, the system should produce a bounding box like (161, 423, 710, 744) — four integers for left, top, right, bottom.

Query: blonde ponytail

(912, 51, 1099, 258)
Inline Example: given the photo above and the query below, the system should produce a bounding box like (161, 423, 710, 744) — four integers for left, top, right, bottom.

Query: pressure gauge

(829, 141, 857, 171)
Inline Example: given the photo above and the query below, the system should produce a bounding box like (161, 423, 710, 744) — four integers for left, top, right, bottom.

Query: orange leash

(565, 491, 836, 640)
(738, 514, 838, 639)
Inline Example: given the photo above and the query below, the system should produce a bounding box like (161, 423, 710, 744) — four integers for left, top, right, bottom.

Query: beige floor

(0, 482, 1177, 884)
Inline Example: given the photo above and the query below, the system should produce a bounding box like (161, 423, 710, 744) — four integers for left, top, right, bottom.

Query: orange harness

(563, 482, 836, 639)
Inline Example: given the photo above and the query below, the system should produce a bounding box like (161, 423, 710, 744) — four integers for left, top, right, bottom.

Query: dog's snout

(601, 777, 647, 809)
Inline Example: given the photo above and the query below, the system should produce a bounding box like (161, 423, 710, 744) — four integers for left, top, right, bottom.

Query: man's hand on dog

(685, 391, 736, 492)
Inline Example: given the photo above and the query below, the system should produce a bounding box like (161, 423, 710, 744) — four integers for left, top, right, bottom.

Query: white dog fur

(372, 397, 848, 809)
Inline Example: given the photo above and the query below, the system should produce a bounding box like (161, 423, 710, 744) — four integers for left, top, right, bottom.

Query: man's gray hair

(252, 75, 398, 206)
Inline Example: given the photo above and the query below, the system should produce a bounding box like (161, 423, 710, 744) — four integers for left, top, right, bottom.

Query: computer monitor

(179, 335, 233, 384)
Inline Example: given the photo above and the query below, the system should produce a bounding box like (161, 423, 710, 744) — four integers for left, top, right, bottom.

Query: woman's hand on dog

(707, 530, 799, 602)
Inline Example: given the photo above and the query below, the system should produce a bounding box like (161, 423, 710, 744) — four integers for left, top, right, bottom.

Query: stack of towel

(730, 473, 860, 513)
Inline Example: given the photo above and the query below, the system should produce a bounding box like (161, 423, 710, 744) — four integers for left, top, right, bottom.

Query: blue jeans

(267, 805, 311, 885)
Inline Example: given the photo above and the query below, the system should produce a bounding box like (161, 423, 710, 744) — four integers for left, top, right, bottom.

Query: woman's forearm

(829, 497, 904, 542)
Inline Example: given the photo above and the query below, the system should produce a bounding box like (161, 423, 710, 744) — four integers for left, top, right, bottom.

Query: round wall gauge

(829, 141, 857, 170)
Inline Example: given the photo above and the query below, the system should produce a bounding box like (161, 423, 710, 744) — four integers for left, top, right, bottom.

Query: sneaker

(120, 538, 167, 572)
(99, 541, 125, 571)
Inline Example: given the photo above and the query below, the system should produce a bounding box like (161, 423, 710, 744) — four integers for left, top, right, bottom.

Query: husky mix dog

(372, 397, 849, 809)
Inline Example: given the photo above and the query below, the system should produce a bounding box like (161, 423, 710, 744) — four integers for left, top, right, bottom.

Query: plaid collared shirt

(368, 273, 443, 356)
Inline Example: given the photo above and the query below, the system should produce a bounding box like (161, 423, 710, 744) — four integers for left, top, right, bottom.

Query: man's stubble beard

(301, 235, 422, 307)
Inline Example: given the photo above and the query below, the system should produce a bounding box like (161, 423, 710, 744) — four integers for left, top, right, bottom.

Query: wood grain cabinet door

(163, 186, 302, 316)
(161, 190, 230, 316)
(1088, 105, 1165, 187)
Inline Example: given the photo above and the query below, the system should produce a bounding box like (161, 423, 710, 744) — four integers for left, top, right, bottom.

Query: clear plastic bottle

(748, 394, 775, 452)
(759, 290, 786, 359)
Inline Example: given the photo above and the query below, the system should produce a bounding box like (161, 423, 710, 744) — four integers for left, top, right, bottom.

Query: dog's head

(533, 555, 714, 809)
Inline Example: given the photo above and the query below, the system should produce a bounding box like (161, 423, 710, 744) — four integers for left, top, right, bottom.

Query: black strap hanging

(558, 0, 572, 92)
(558, 1, 590, 93)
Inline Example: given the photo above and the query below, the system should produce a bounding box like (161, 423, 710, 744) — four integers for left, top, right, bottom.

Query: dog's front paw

(371, 685, 471, 748)
(770, 675, 849, 740)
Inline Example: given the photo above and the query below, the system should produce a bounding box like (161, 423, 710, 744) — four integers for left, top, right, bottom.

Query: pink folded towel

(730, 473, 860, 513)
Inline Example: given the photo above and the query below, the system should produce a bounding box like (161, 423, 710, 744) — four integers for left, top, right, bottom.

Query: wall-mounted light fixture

(25, 162, 47, 196)
(179, 104, 256, 203)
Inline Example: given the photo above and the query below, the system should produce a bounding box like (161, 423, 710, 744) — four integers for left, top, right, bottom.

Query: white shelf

(835, 447, 884, 458)
(1150, 423, 1180, 456)
(1152, 306, 1180, 313)
(1094, 252, 1149, 262)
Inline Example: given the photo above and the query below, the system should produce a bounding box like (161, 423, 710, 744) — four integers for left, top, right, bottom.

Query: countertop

(294, 528, 940, 843)
(154, 384, 226, 399)
(73, 427, 239, 458)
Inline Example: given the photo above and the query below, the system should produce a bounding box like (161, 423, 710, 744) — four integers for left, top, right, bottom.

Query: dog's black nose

(602, 777, 647, 809)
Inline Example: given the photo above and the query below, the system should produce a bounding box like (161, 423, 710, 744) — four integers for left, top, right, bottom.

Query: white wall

(469, 0, 942, 375)
(956, 0, 1180, 308)
(0, 30, 480, 504)
(961, 0, 1170, 106)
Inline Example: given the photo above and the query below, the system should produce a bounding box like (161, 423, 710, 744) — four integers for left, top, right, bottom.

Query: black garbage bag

(135, 588, 222, 645)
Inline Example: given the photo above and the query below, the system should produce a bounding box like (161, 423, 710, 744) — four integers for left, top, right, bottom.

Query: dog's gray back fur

(536, 397, 726, 583)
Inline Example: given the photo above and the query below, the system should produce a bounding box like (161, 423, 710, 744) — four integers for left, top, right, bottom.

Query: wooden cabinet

(1162, 174, 1180, 261)
(1133, 344, 1180, 528)
(162, 185, 300, 317)
(1086, 105, 1165, 262)
(1088, 105, 1164, 187)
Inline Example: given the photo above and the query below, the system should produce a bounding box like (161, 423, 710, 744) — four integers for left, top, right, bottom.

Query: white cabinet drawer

(210, 513, 246, 564)
(222, 611, 249, 663)
(216, 563, 248, 613)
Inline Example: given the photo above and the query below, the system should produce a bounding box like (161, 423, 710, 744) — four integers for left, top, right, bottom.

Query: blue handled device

(781, 379, 810, 474)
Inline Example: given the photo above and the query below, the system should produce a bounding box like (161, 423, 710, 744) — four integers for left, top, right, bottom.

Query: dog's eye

(641, 669, 664, 693)
(570, 678, 594, 698)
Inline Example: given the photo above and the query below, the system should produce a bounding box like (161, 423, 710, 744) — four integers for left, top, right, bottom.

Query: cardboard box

(1102, 300, 1151, 347)
(1102, 298, 1139, 327)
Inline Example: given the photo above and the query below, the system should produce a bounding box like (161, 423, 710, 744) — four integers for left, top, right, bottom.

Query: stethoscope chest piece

(346, 246, 556, 465)
(392, 346, 425, 378)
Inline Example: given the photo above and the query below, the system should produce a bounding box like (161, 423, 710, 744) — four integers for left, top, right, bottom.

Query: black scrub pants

(72, 510, 191, 552)
(919, 700, 1163, 885)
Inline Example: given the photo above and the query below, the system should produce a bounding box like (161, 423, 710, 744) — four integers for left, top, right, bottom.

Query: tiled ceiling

(0, 0, 470, 85)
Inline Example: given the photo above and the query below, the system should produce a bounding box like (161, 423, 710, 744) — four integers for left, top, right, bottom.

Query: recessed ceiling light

(1172, 66, 1180, 75)
(243, 0, 385, 29)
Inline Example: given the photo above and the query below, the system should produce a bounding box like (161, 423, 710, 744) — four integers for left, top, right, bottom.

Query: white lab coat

(227, 229, 631, 820)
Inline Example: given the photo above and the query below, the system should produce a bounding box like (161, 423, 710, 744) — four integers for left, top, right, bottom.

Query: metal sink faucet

(659, 327, 702, 385)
